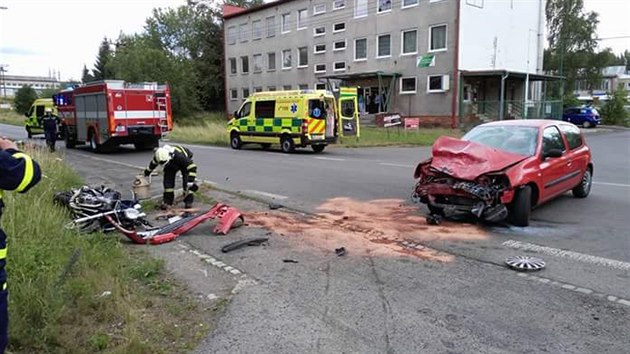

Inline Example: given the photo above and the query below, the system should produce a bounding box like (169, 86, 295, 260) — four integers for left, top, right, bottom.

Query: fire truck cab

(54, 80, 173, 152)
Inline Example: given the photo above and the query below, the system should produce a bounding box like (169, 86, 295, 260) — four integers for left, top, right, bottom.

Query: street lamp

(1, 6, 8, 97)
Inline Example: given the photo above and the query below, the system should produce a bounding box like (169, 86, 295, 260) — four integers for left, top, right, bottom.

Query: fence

(460, 100, 563, 128)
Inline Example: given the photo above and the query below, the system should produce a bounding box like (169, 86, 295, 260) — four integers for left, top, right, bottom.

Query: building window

(299, 84, 309, 90)
(266, 16, 276, 37)
(243, 88, 250, 99)
(333, 61, 346, 71)
(298, 47, 308, 67)
(333, 0, 345, 10)
(230, 89, 238, 100)
(268, 86, 277, 91)
(314, 25, 326, 37)
(252, 20, 262, 40)
(314, 64, 326, 74)
(297, 9, 308, 30)
(282, 13, 291, 33)
(333, 22, 346, 33)
(241, 56, 249, 73)
(227, 26, 237, 44)
(428, 74, 449, 92)
(282, 49, 292, 69)
(333, 40, 347, 51)
(400, 77, 417, 94)
(378, 0, 392, 13)
(402, 0, 419, 7)
(314, 3, 326, 15)
(401, 29, 417, 55)
(254, 86, 263, 93)
(466, 0, 483, 7)
(253, 54, 263, 72)
(377, 34, 391, 58)
(239, 23, 249, 42)
(229, 58, 237, 74)
(268, 52, 276, 71)
(429, 24, 447, 52)
(354, 38, 367, 61)
(355, 0, 368, 17)
(315, 83, 327, 90)
(314, 44, 326, 54)
(283, 85, 292, 90)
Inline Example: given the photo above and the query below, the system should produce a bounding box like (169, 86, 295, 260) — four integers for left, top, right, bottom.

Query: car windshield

(462, 125, 538, 156)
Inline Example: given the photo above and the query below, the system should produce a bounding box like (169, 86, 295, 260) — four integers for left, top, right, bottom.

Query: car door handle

(567, 159, 573, 167)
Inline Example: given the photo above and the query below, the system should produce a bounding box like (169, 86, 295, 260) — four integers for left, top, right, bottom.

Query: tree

(39, 88, 59, 98)
(92, 37, 114, 80)
(600, 84, 628, 125)
(81, 65, 94, 83)
(544, 0, 599, 98)
(13, 85, 38, 114)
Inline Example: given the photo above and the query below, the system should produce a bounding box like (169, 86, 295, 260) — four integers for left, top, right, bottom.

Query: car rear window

(560, 124, 583, 150)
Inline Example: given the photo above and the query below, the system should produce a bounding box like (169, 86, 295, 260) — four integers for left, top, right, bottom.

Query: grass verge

(3, 146, 213, 353)
(170, 112, 461, 147)
(0, 109, 24, 126)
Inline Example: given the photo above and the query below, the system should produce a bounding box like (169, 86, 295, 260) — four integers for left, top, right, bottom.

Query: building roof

(602, 66, 626, 77)
(223, 0, 296, 19)
(461, 70, 564, 81)
(4, 74, 59, 83)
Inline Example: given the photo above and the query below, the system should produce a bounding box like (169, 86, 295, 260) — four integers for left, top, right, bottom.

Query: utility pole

(0, 65, 8, 98)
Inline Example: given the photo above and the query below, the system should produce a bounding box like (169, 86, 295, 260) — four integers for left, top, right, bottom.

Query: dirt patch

(246, 197, 490, 262)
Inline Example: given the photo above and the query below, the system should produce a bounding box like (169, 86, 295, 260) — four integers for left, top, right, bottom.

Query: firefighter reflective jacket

(145, 145, 197, 183)
(0, 148, 42, 284)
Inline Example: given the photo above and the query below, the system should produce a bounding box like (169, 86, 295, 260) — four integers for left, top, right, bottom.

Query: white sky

(0, 0, 628, 81)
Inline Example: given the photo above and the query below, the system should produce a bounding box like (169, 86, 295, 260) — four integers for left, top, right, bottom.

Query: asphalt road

(2, 123, 629, 353)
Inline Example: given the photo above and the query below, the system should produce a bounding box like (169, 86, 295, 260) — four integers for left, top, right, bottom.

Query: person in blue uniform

(0, 137, 42, 353)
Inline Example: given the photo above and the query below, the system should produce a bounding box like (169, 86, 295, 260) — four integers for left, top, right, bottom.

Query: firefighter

(143, 144, 198, 209)
(41, 108, 60, 152)
(0, 137, 42, 353)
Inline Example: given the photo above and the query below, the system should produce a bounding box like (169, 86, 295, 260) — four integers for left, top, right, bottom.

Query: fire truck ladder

(156, 96, 169, 139)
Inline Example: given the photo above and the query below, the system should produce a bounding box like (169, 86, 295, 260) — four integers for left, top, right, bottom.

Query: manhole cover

(505, 255, 546, 271)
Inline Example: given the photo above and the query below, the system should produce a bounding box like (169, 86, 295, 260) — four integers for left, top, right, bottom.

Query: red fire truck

(53, 80, 173, 151)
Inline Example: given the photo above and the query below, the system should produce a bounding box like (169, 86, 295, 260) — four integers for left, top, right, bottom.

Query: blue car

(562, 106, 601, 128)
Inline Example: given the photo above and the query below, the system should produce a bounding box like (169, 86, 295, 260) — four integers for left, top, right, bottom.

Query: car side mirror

(24, 112, 29, 117)
(544, 149, 563, 159)
(233, 111, 239, 118)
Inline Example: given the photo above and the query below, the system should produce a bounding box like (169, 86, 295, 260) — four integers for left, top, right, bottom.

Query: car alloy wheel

(573, 168, 592, 198)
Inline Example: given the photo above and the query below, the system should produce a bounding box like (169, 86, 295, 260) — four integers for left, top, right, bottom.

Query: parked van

(24, 98, 59, 138)
(227, 88, 358, 153)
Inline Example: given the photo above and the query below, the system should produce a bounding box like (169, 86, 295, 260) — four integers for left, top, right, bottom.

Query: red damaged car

(412, 120, 593, 226)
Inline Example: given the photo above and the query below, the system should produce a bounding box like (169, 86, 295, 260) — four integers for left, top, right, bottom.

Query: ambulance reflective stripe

(238, 118, 302, 133)
(11, 153, 35, 193)
(340, 87, 358, 98)
(308, 118, 325, 134)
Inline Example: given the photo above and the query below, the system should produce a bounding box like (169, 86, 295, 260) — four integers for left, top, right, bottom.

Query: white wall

(458, 0, 543, 73)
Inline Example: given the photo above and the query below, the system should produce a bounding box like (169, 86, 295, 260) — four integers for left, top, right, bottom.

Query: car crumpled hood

(428, 136, 529, 180)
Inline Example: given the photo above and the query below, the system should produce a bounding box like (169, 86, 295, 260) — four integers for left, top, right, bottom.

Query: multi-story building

(0, 73, 61, 98)
(223, 0, 556, 127)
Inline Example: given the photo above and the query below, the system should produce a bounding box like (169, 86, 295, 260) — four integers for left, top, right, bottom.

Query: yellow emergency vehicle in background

(227, 88, 359, 153)
(24, 98, 59, 138)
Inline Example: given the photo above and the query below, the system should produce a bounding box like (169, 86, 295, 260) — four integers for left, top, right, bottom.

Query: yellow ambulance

(227, 88, 359, 153)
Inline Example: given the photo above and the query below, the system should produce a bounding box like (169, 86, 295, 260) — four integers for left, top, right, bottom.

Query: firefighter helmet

(155, 145, 175, 164)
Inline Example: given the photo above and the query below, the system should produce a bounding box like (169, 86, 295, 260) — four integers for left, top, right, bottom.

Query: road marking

(503, 240, 630, 271)
(379, 163, 415, 168)
(313, 156, 345, 161)
(81, 155, 145, 170)
(241, 190, 288, 200)
(593, 181, 630, 188)
(516, 272, 630, 308)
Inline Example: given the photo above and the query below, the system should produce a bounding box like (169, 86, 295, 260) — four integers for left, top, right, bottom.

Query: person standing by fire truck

(0, 137, 42, 353)
(41, 108, 60, 152)
(143, 144, 198, 209)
